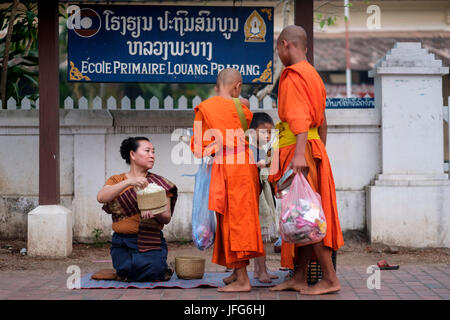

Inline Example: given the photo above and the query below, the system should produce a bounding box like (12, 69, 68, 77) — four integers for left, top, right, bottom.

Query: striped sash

(102, 172, 177, 252)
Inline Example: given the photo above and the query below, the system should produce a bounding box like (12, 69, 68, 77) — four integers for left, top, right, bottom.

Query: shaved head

(216, 68, 242, 87)
(278, 25, 307, 50)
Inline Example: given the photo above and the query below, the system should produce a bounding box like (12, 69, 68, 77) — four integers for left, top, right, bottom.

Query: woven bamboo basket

(175, 256, 205, 280)
(136, 189, 167, 214)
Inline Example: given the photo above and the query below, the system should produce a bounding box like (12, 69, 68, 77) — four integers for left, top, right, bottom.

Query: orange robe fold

(190, 96, 264, 268)
(269, 60, 344, 269)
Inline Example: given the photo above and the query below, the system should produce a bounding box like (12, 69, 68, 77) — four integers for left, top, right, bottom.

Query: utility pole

(345, 0, 352, 97)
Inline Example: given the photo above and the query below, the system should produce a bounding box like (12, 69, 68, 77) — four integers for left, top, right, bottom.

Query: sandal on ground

(377, 259, 399, 270)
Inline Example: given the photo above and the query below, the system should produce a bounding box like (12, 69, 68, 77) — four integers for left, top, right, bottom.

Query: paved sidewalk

(0, 264, 449, 300)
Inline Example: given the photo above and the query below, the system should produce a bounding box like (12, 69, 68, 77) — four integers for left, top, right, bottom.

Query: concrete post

(366, 42, 450, 247)
(28, 205, 72, 257)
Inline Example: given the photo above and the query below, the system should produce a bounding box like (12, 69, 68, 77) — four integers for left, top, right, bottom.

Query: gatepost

(366, 42, 450, 247)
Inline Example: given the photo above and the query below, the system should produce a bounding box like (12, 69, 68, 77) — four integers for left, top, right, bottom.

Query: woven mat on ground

(79, 271, 289, 289)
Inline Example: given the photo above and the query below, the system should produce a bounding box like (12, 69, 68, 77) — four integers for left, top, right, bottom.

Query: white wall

(0, 107, 380, 241)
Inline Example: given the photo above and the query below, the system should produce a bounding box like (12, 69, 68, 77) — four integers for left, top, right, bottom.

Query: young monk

(268, 25, 344, 295)
(190, 68, 264, 292)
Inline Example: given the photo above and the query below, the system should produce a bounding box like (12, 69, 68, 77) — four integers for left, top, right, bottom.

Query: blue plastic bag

(191, 160, 216, 250)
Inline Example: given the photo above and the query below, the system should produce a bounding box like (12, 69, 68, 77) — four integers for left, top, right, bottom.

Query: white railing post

(78, 96, 88, 109)
(21, 97, 31, 110)
(121, 96, 131, 110)
(262, 95, 273, 109)
(150, 96, 159, 110)
(178, 95, 187, 110)
(7, 97, 16, 110)
(249, 95, 258, 110)
(192, 96, 202, 109)
(135, 96, 145, 110)
(93, 96, 102, 109)
(64, 97, 74, 109)
(164, 96, 173, 110)
(107, 96, 117, 110)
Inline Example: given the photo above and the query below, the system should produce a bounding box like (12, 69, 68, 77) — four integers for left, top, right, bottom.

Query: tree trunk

(0, 0, 19, 108)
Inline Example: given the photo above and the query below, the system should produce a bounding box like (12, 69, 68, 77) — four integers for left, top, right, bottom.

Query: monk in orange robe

(190, 68, 264, 292)
(268, 25, 344, 295)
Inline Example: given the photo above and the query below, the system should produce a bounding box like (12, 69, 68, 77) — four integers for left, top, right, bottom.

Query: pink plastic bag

(279, 173, 327, 245)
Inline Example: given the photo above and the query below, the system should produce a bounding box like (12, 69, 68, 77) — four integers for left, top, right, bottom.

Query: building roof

(314, 31, 450, 71)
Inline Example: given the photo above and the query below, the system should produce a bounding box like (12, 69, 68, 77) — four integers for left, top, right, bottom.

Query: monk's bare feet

(218, 278, 252, 292)
(254, 271, 279, 283)
(300, 278, 341, 295)
(270, 269, 307, 292)
(269, 278, 308, 292)
(223, 272, 237, 285)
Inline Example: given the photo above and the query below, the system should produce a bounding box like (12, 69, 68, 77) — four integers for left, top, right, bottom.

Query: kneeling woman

(97, 137, 177, 282)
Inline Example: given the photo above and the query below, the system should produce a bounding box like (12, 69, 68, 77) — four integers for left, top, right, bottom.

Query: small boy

(249, 112, 279, 283)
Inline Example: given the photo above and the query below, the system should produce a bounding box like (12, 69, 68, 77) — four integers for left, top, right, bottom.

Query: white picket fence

(0, 95, 276, 110)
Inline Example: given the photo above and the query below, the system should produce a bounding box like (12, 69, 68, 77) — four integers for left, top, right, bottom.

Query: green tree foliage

(0, 0, 38, 106)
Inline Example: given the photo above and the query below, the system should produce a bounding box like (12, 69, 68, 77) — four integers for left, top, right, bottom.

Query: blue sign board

(67, 5, 274, 84)
(326, 97, 375, 109)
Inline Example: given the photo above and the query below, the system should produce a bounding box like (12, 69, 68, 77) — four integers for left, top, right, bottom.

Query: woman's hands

(97, 175, 149, 204)
(127, 176, 149, 189)
(140, 200, 172, 224)
(98, 177, 146, 204)
(140, 209, 157, 219)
